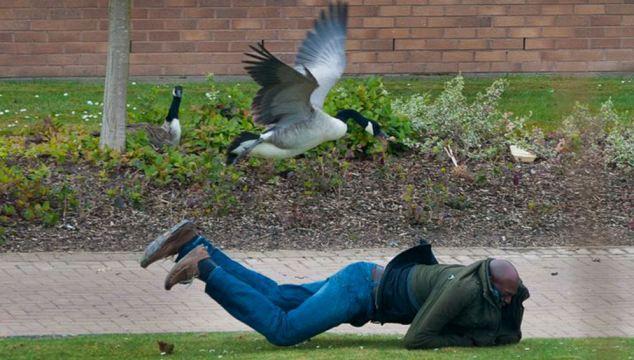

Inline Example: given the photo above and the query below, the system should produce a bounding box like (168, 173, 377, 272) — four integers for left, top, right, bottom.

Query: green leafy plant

(393, 75, 531, 161)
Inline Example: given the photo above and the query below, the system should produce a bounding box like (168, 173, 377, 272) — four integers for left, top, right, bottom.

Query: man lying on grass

(140, 220, 530, 349)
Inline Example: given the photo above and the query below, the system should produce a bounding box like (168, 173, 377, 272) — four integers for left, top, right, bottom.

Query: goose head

(335, 109, 387, 139)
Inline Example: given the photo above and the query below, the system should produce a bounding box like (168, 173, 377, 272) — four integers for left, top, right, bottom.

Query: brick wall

(1, 0, 634, 78)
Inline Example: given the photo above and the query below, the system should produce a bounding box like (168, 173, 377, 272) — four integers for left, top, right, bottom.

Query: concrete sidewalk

(1, 247, 633, 338)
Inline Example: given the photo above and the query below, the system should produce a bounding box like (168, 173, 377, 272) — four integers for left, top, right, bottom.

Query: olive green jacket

(403, 259, 529, 349)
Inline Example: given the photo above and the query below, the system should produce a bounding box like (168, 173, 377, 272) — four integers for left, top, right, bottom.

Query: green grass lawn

(1, 75, 632, 135)
(0, 333, 631, 360)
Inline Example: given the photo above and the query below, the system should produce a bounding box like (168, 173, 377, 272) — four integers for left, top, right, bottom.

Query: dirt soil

(2, 151, 632, 252)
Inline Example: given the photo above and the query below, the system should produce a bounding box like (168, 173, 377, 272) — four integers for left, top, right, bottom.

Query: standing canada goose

(226, 2, 386, 165)
(127, 85, 183, 149)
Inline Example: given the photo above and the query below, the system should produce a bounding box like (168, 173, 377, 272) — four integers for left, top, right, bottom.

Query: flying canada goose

(226, 2, 386, 165)
(126, 85, 183, 150)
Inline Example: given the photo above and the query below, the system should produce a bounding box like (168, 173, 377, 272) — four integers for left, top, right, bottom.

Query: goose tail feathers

(226, 132, 261, 165)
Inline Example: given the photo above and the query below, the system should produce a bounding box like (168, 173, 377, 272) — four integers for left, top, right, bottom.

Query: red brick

(198, 19, 230, 30)
(395, 39, 425, 50)
(605, 4, 634, 15)
(590, 38, 620, 49)
(604, 49, 634, 61)
(442, 51, 474, 62)
(182, 8, 215, 18)
(491, 62, 521, 72)
(0, 21, 30, 31)
(14, 32, 48, 42)
(359, 62, 393, 74)
(575, 5, 605, 15)
(15, 43, 63, 54)
(280, 7, 314, 18)
(132, 20, 165, 30)
(525, 38, 554, 49)
(265, 19, 297, 29)
(229, 41, 255, 52)
(555, 38, 588, 49)
(149, 31, 180, 41)
(477, 5, 506, 16)
(163, 19, 198, 30)
(362, 39, 393, 50)
(541, 5, 573, 15)
(408, 50, 442, 62)
(444, 28, 476, 38)
(377, 28, 410, 39)
(575, 27, 606, 38)
(591, 15, 622, 26)
(349, 5, 379, 17)
(458, 62, 491, 73)
(131, 8, 148, 19)
(232, 19, 263, 30)
(349, 51, 377, 63)
(507, 50, 540, 62)
(13, 8, 47, 19)
(475, 50, 507, 61)
(276, 29, 305, 40)
(50, 9, 82, 19)
(458, 39, 488, 49)
(163, 42, 195, 52)
(0, 32, 12, 42)
(444, 5, 477, 16)
(554, 62, 588, 72)
(216, 8, 248, 18)
(213, 31, 246, 41)
(412, 6, 444, 17)
(65, 43, 106, 53)
(377, 51, 409, 62)
(490, 39, 523, 49)
(425, 62, 458, 73)
(181, 30, 213, 41)
(196, 41, 229, 52)
(429, 16, 491, 27)
(247, 7, 280, 18)
(395, 17, 426, 27)
(32, 20, 98, 30)
(363, 17, 394, 28)
(82, 8, 107, 19)
(164, 0, 197, 6)
(507, 5, 540, 15)
(410, 28, 444, 38)
(80, 31, 107, 42)
(492, 16, 524, 27)
(147, 9, 182, 18)
(507, 27, 541, 38)
(426, 39, 460, 49)
(525, 16, 555, 26)
(378, 6, 411, 16)
(477, 28, 506, 38)
(349, 28, 379, 39)
(130, 41, 163, 53)
(555, 16, 590, 27)
(542, 27, 575, 38)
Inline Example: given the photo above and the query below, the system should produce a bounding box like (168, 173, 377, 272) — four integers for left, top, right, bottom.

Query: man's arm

(495, 284, 530, 345)
(403, 283, 477, 349)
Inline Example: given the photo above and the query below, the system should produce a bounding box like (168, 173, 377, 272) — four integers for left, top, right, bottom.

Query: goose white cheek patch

(365, 122, 373, 134)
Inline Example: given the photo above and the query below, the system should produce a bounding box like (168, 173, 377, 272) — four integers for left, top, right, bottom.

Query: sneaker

(140, 220, 196, 268)
(164, 245, 210, 290)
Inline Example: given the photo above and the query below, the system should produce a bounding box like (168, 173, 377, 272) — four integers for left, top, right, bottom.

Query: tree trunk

(100, 0, 130, 152)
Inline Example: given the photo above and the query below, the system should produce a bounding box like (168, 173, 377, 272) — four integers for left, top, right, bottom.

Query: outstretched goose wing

(244, 41, 318, 127)
(294, 2, 348, 109)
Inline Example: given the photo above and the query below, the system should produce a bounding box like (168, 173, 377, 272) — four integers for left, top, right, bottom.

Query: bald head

(489, 259, 520, 306)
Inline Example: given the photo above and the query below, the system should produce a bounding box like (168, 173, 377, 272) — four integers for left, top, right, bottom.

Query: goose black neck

(335, 109, 368, 127)
(166, 96, 181, 122)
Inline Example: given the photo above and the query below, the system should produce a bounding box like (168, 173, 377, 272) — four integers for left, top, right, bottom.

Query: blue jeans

(178, 236, 380, 346)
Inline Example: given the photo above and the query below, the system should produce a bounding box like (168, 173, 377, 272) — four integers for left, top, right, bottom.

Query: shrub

(560, 99, 633, 168)
(393, 75, 530, 161)
(323, 76, 413, 156)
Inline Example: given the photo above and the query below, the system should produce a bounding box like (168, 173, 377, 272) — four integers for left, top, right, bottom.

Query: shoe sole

(164, 245, 209, 290)
(140, 220, 195, 268)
